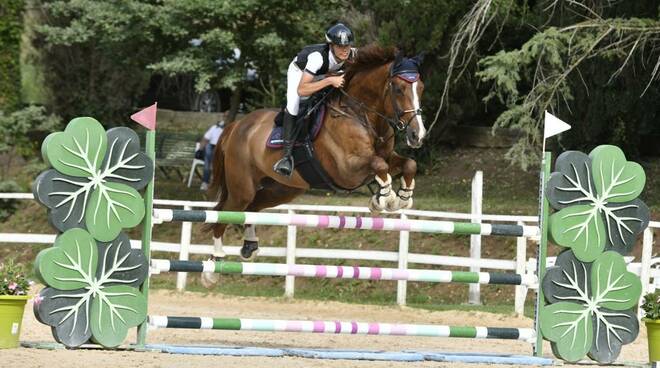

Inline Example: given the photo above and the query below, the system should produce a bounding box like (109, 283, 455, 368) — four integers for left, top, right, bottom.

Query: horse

(203, 45, 426, 285)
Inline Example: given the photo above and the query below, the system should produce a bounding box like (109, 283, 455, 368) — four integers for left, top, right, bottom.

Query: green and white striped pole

(151, 259, 537, 286)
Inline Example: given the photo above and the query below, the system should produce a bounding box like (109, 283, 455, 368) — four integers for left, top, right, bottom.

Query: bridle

(335, 65, 423, 137)
(387, 76, 423, 131)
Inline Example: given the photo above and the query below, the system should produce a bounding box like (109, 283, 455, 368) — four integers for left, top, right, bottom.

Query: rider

(273, 23, 357, 177)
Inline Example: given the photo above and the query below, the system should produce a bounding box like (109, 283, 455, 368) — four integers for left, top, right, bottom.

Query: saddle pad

(266, 105, 326, 148)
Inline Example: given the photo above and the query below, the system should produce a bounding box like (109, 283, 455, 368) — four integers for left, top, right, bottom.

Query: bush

(0, 180, 22, 221)
(0, 105, 61, 179)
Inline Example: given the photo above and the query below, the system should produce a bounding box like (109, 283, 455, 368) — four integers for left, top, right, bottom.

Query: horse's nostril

(411, 131, 419, 141)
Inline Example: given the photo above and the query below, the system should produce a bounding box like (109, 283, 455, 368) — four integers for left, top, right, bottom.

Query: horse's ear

(394, 50, 404, 66)
(413, 52, 426, 66)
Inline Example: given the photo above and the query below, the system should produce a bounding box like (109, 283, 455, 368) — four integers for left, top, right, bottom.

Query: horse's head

(387, 52, 426, 148)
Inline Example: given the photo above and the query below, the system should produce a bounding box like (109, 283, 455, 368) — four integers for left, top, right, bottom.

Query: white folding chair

(187, 142, 205, 187)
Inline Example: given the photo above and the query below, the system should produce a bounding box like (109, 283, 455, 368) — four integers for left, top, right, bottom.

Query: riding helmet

(325, 23, 354, 46)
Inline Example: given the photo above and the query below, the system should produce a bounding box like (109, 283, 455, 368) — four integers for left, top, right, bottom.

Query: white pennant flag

(544, 111, 571, 139)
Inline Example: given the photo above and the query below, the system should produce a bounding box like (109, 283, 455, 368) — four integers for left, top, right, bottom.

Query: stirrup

(273, 156, 294, 177)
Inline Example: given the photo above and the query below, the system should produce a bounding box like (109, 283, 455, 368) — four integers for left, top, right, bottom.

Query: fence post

(284, 209, 297, 298)
(397, 212, 410, 306)
(639, 227, 654, 316)
(176, 205, 192, 291)
(469, 171, 483, 305)
(514, 221, 527, 315)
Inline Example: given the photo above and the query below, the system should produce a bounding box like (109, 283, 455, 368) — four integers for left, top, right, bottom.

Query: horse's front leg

(387, 153, 417, 210)
(368, 156, 397, 213)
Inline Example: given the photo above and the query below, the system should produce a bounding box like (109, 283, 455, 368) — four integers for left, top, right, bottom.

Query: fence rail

(2, 172, 658, 314)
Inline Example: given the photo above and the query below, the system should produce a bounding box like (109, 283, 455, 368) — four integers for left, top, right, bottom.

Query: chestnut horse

(204, 45, 425, 282)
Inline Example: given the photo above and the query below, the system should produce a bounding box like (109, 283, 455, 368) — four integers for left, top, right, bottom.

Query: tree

(32, 0, 173, 124)
(453, 0, 660, 168)
(150, 0, 342, 120)
(0, 0, 25, 112)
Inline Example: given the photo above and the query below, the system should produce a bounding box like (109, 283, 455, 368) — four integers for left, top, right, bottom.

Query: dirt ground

(0, 289, 650, 368)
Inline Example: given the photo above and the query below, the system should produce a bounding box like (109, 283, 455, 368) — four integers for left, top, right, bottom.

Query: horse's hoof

(200, 258, 220, 288)
(368, 197, 382, 214)
(399, 197, 413, 209)
(240, 240, 259, 261)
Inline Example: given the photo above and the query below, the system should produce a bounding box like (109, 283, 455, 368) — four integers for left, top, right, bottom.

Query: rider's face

(331, 44, 351, 62)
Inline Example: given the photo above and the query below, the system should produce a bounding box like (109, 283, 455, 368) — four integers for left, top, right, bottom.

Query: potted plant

(0, 259, 30, 348)
(642, 290, 660, 362)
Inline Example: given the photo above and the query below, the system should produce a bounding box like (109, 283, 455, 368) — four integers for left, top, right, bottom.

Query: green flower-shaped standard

(541, 250, 640, 363)
(33, 117, 153, 242)
(34, 229, 148, 348)
(546, 145, 649, 262)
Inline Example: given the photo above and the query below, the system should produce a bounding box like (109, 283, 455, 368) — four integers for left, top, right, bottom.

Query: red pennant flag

(131, 102, 157, 130)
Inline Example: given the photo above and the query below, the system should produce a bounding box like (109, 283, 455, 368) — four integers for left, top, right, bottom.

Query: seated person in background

(197, 113, 226, 191)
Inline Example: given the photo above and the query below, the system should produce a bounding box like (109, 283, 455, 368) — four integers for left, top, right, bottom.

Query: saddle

(266, 89, 351, 192)
(266, 104, 325, 148)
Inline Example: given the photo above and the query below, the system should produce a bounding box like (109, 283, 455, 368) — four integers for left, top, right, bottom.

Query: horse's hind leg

(240, 180, 305, 260)
(201, 175, 257, 287)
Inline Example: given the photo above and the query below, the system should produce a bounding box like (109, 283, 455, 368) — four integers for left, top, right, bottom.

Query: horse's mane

(344, 44, 398, 85)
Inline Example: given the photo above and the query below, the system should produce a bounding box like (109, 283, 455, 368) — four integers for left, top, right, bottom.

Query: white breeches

(286, 61, 303, 115)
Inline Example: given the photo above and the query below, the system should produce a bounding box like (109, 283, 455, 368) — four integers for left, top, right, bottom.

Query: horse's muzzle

(406, 129, 423, 148)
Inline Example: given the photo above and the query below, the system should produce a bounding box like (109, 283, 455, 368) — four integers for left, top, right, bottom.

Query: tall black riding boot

(273, 111, 296, 177)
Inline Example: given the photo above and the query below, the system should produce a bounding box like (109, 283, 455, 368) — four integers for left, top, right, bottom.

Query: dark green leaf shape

(602, 198, 649, 255)
(542, 250, 592, 305)
(540, 250, 641, 363)
(33, 169, 89, 233)
(33, 229, 148, 348)
(95, 232, 148, 288)
(546, 151, 596, 210)
(33, 287, 92, 347)
(34, 117, 153, 241)
(588, 308, 638, 364)
(546, 145, 649, 261)
(103, 127, 153, 191)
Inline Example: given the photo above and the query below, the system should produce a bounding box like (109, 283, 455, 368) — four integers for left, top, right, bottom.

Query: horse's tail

(207, 122, 234, 208)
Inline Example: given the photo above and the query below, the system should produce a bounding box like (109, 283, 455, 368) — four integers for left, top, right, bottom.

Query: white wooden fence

(2, 172, 658, 315)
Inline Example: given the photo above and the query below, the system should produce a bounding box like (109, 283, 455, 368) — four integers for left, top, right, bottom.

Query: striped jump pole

(151, 259, 537, 286)
(149, 316, 536, 342)
(152, 209, 540, 237)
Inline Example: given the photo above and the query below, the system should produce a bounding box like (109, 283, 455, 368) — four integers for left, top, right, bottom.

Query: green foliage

(0, 180, 22, 221)
(0, 258, 31, 296)
(151, 0, 340, 110)
(0, 0, 25, 112)
(475, 2, 660, 167)
(642, 291, 660, 320)
(33, 0, 174, 123)
(0, 105, 60, 178)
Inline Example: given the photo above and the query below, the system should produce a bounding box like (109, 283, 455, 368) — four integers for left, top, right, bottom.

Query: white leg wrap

(244, 225, 258, 242)
(369, 174, 397, 213)
(212, 237, 225, 258)
(394, 177, 415, 210)
(201, 237, 224, 288)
